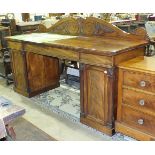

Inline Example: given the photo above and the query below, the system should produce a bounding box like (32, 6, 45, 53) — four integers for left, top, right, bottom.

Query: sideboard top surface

(6, 33, 148, 56)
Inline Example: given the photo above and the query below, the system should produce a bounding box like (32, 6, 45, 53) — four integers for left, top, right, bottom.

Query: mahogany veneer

(6, 17, 149, 136)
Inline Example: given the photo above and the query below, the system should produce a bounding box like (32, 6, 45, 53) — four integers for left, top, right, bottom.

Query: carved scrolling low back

(38, 17, 149, 41)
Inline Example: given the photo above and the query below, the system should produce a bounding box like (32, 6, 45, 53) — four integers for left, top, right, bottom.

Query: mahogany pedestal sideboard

(116, 56, 155, 140)
(6, 17, 148, 136)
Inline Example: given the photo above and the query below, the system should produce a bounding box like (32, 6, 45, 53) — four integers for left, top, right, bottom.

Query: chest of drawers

(115, 56, 155, 140)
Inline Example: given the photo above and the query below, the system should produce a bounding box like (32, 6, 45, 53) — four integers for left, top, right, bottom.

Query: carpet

(32, 79, 80, 120)
(8, 117, 56, 141)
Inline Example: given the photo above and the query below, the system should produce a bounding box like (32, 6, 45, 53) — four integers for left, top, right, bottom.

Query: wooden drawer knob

(139, 99, 145, 106)
(139, 81, 146, 87)
(138, 119, 144, 125)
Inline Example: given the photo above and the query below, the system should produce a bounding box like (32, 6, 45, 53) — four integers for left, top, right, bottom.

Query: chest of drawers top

(118, 56, 155, 74)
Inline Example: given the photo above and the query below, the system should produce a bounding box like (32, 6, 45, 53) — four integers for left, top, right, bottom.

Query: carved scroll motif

(48, 17, 119, 36)
(38, 17, 148, 40)
(81, 17, 115, 35)
(48, 17, 81, 35)
(38, 24, 48, 32)
(130, 27, 149, 40)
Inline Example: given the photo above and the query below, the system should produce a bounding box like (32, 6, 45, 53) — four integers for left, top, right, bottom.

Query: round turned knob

(139, 81, 146, 87)
(138, 119, 144, 125)
(139, 99, 145, 106)
(104, 70, 107, 74)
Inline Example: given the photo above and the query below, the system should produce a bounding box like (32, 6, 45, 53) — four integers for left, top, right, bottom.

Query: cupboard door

(81, 65, 115, 133)
(44, 56, 60, 88)
(11, 50, 27, 93)
(26, 52, 60, 94)
(26, 52, 45, 92)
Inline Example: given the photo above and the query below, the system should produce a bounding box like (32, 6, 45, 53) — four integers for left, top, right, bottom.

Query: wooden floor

(9, 117, 56, 141)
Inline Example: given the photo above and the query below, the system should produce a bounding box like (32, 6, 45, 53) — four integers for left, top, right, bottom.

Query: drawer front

(123, 88, 155, 112)
(25, 44, 79, 61)
(80, 53, 112, 67)
(122, 105, 155, 135)
(123, 71, 155, 93)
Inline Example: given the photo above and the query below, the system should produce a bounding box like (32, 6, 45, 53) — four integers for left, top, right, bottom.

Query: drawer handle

(139, 81, 146, 87)
(138, 119, 144, 125)
(139, 99, 145, 106)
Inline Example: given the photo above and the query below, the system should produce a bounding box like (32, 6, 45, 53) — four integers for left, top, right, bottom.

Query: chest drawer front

(123, 71, 155, 93)
(122, 105, 155, 135)
(123, 88, 155, 112)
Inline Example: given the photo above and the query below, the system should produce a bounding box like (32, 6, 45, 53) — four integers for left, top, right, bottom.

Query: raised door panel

(86, 68, 105, 124)
(26, 52, 45, 92)
(82, 65, 113, 126)
(11, 50, 27, 92)
(44, 56, 60, 88)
